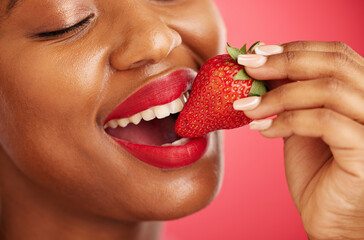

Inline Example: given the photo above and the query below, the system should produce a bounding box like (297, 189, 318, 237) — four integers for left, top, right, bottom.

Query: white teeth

(172, 138, 190, 146)
(168, 98, 184, 114)
(162, 138, 190, 147)
(153, 104, 171, 119)
(108, 120, 118, 129)
(141, 108, 156, 121)
(129, 113, 142, 125)
(118, 118, 130, 127)
(105, 91, 190, 130)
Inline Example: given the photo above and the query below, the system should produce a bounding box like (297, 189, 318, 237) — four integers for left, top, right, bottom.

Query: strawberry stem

(227, 41, 262, 61)
(249, 80, 267, 96)
(248, 41, 262, 53)
(226, 43, 241, 61)
(240, 44, 247, 54)
(233, 69, 251, 80)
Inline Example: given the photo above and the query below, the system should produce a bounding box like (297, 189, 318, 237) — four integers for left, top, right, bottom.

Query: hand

(234, 41, 364, 240)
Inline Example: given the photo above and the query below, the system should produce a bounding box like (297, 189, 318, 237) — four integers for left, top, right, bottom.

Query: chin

(123, 131, 224, 222)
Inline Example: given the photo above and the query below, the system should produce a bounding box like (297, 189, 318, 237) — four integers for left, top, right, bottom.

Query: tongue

(106, 115, 180, 146)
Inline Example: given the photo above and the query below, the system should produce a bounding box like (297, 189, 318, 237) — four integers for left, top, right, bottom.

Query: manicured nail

(238, 54, 267, 68)
(255, 45, 284, 56)
(249, 119, 273, 131)
(233, 96, 261, 111)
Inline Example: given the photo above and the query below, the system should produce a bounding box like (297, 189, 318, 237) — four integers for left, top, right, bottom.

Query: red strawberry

(175, 42, 267, 138)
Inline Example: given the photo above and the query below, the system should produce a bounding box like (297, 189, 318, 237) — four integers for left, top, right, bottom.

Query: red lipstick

(104, 68, 209, 169)
(113, 136, 209, 169)
(104, 68, 196, 124)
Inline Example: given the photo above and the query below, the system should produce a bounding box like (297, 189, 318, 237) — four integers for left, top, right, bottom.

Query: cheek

(0, 43, 107, 124)
(0, 43, 107, 184)
(0, 43, 142, 219)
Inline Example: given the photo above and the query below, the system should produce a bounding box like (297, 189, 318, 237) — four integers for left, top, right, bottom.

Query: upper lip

(104, 68, 197, 124)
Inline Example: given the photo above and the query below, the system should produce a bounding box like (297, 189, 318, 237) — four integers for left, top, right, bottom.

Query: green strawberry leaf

(239, 44, 247, 54)
(233, 68, 251, 80)
(226, 43, 241, 61)
(248, 41, 261, 53)
(249, 80, 267, 96)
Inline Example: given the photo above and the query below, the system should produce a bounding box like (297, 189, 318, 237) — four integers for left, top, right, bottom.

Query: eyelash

(37, 13, 95, 38)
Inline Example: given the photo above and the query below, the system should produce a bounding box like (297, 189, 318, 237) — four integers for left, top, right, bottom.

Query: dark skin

(238, 42, 364, 239)
(1, 0, 364, 240)
(0, 0, 225, 239)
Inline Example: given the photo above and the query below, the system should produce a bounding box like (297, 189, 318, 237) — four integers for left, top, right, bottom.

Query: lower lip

(112, 136, 209, 169)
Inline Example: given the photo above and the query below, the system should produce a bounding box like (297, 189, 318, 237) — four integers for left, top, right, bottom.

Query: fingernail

(249, 119, 273, 131)
(238, 54, 267, 68)
(255, 45, 284, 56)
(233, 96, 261, 111)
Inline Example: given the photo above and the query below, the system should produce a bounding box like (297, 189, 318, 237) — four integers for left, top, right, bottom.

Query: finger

(238, 51, 364, 91)
(254, 109, 364, 149)
(280, 41, 364, 66)
(236, 78, 364, 124)
(250, 109, 364, 176)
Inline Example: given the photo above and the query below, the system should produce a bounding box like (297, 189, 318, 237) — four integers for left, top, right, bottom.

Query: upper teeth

(104, 92, 189, 129)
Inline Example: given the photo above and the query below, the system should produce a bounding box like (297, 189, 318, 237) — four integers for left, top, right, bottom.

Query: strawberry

(175, 42, 267, 138)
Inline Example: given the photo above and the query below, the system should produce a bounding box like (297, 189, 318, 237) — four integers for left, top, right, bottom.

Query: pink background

(163, 1, 364, 239)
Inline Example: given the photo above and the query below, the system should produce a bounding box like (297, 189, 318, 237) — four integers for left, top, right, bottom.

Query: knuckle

(276, 85, 289, 103)
(293, 41, 309, 50)
(333, 41, 350, 54)
(283, 51, 297, 65)
(316, 109, 336, 125)
(283, 111, 296, 126)
(330, 52, 352, 69)
(322, 78, 342, 95)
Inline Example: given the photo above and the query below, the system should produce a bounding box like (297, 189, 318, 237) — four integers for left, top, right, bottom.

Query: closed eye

(36, 13, 95, 39)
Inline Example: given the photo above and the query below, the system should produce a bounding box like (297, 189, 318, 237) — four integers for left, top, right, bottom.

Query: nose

(109, 4, 182, 71)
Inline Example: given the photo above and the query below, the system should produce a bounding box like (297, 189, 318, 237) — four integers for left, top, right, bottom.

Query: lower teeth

(161, 138, 190, 147)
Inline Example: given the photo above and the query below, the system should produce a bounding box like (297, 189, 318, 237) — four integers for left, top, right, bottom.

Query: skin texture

(1, 0, 363, 239)
(0, 0, 226, 239)
(239, 41, 364, 240)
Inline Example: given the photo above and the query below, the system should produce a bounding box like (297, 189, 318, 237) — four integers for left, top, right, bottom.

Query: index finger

(239, 51, 364, 91)
(280, 41, 364, 67)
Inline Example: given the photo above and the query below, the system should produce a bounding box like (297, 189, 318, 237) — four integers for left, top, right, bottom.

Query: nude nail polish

(249, 119, 273, 131)
(237, 54, 267, 68)
(233, 96, 261, 111)
(255, 45, 284, 56)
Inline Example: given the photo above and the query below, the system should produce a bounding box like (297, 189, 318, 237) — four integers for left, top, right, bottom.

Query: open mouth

(104, 91, 190, 146)
(102, 68, 209, 169)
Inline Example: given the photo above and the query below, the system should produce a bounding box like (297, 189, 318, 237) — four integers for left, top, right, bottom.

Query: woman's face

(0, 0, 226, 221)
